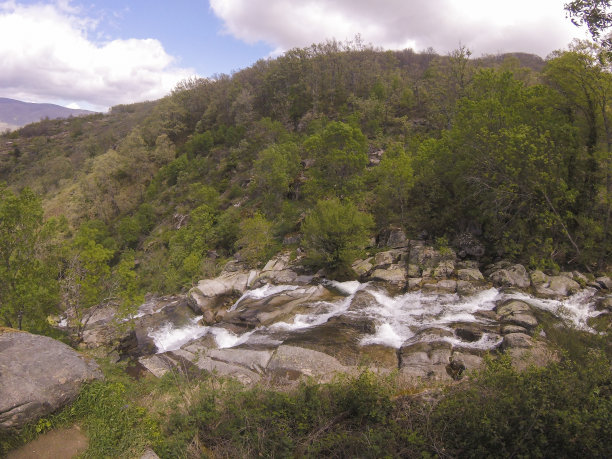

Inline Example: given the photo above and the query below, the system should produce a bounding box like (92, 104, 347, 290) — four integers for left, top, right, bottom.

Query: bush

(301, 198, 374, 277)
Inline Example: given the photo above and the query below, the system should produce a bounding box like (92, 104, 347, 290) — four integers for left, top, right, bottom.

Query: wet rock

(452, 323, 484, 342)
(595, 296, 612, 312)
(283, 315, 379, 366)
(407, 278, 423, 289)
(488, 264, 530, 289)
(457, 268, 484, 282)
(421, 280, 457, 294)
(456, 280, 482, 296)
(399, 340, 452, 381)
(267, 345, 351, 382)
(596, 276, 612, 290)
(496, 300, 538, 329)
(188, 271, 258, 314)
(347, 290, 378, 312)
(531, 271, 580, 298)
(0, 330, 103, 432)
(474, 310, 498, 321)
(225, 285, 334, 329)
(548, 276, 580, 296)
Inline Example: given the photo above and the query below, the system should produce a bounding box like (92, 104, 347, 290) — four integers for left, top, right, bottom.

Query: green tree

(304, 121, 368, 200)
(234, 212, 279, 268)
(301, 198, 373, 276)
(566, 0, 612, 49)
(0, 185, 59, 330)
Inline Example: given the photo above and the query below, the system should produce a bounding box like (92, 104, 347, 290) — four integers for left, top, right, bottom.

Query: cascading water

(147, 280, 604, 354)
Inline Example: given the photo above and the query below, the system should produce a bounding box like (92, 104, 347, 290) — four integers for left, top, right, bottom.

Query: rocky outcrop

(530, 270, 581, 298)
(0, 329, 102, 432)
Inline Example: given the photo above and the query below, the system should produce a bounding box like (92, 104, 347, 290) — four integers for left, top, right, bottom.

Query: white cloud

(209, 0, 588, 57)
(0, 1, 195, 111)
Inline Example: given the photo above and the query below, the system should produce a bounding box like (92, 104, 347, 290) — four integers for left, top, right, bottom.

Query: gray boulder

(488, 264, 530, 289)
(496, 300, 538, 329)
(0, 330, 103, 432)
(266, 345, 351, 382)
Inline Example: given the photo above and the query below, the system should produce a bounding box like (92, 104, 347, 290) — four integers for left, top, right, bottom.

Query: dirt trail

(7, 425, 88, 459)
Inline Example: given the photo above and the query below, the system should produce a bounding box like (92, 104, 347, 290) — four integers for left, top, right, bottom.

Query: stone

(433, 260, 455, 278)
(266, 345, 351, 382)
(369, 265, 407, 285)
(501, 332, 533, 349)
(188, 270, 258, 313)
(501, 324, 529, 335)
(140, 448, 161, 459)
(421, 279, 457, 294)
(138, 354, 174, 378)
(496, 300, 538, 329)
(0, 330, 103, 432)
(596, 276, 612, 290)
(547, 276, 580, 296)
(207, 348, 273, 373)
(453, 232, 485, 258)
(407, 264, 421, 277)
(373, 251, 399, 268)
(488, 264, 530, 289)
(399, 341, 452, 381)
(530, 270, 549, 286)
(457, 268, 484, 282)
(352, 258, 373, 276)
(386, 228, 409, 248)
(452, 323, 484, 342)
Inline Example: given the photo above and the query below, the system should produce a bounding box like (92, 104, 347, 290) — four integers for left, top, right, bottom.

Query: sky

(0, 0, 590, 112)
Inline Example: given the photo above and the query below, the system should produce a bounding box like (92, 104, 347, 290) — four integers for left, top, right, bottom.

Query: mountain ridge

(0, 97, 97, 131)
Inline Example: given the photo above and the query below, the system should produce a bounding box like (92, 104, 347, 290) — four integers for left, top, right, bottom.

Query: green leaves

(302, 198, 373, 276)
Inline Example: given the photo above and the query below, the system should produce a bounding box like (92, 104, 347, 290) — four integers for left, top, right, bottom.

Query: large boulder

(488, 263, 530, 289)
(188, 270, 258, 314)
(496, 300, 538, 330)
(0, 329, 103, 432)
(266, 345, 352, 382)
(530, 271, 580, 298)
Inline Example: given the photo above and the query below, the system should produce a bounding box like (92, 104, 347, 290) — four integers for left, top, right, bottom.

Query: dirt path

(7, 425, 88, 459)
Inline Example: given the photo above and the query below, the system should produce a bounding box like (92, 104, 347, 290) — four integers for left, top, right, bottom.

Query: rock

(489, 264, 530, 289)
(421, 280, 457, 294)
(572, 271, 589, 285)
(138, 354, 174, 378)
(501, 324, 529, 335)
(452, 323, 484, 342)
(256, 253, 302, 285)
(501, 332, 533, 349)
(407, 278, 423, 289)
(369, 265, 407, 285)
(530, 270, 549, 286)
(188, 271, 257, 314)
(207, 348, 273, 373)
(386, 228, 409, 248)
(0, 330, 103, 432)
(373, 251, 399, 268)
(283, 315, 379, 366)
(595, 296, 612, 312)
(347, 290, 378, 311)
(596, 276, 612, 290)
(407, 264, 421, 277)
(433, 260, 455, 278)
(225, 285, 334, 328)
(352, 258, 373, 276)
(496, 300, 538, 329)
(457, 268, 484, 282)
(547, 276, 580, 296)
(267, 345, 351, 382)
(140, 447, 161, 459)
(453, 232, 485, 258)
(456, 280, 483, 296)
(399, 340, 452, 381)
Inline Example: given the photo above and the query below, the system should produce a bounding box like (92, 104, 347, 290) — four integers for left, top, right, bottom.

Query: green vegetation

(2, 344, 609, 458)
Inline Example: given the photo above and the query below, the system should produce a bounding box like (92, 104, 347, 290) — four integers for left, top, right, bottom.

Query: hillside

(0, 42, 610, 458)
(0, 97, 97, 131)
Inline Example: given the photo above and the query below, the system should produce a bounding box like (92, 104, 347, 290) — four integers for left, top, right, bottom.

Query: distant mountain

(0, 97, 97, 130)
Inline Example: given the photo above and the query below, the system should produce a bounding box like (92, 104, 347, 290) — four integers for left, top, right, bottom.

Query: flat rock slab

(267, 345, 351, 382)
(0, 330, 102, 432)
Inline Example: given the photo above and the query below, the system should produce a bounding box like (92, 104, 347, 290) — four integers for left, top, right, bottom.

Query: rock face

(487, 263, 530, 289)
(0, 329, 103, 432)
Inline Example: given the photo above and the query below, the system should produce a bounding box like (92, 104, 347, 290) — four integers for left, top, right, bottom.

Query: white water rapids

(149, 281, 604, 354)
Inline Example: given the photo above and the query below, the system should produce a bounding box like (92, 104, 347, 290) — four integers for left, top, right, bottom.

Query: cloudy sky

(0, 0, 589, 112)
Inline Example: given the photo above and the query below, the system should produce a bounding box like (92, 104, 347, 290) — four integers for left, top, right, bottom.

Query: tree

(234, 212, 279, 268)
(0, 185, 59, 330)
(301, 198, 373, 277)
(566, 1, 612, 49)
(304, 121, 368, 200)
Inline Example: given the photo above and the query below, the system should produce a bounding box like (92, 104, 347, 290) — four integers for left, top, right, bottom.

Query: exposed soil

(7, 425, 88, 459)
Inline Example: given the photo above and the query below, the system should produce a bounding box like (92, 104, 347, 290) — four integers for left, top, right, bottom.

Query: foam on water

(503, 288, 601, 330)
(147, 280, 603, 354)
(150, 316, 209, 353)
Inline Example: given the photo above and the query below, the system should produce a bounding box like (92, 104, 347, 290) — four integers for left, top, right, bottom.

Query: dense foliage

(0, 39, 610, 331)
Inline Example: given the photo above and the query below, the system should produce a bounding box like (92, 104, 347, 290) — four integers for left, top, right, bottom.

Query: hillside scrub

(0, 40, 610, 327)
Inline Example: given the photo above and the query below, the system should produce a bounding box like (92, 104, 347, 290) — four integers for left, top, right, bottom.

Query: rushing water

(149, 281, 604, 354)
